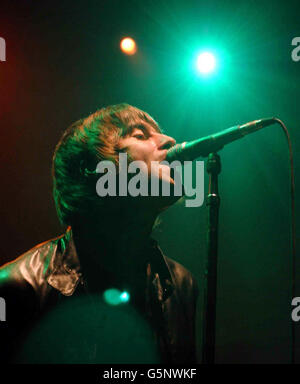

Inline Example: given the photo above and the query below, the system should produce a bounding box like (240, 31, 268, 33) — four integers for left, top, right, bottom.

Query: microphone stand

(202, 152, 221, 364)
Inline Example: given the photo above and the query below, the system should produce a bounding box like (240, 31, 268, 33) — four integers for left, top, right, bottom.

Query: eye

(134, 134, 145, 140)
(132, 129, 147, 140)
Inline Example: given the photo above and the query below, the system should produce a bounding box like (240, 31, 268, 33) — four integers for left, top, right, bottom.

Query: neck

(72, 209, 158, 290)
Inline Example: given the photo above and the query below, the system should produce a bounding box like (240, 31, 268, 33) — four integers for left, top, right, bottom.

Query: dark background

(0, 0, 299, 363)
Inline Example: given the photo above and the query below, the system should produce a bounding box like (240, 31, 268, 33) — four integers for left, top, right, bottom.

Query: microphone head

(165, 142, 187, 162)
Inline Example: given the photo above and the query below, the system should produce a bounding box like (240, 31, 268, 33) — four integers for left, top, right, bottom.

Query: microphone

(165, 118, 276, 162)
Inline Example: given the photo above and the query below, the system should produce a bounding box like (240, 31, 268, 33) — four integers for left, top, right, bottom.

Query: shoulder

(0, 233, 64, 295)
(0, 234, 66, 362)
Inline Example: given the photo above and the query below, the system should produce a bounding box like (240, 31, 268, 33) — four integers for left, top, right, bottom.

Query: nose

(157, 133, 176, 150)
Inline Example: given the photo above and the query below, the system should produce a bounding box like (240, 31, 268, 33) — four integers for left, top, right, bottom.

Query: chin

(154, 177, 184, 211)
(158, 194, 182, 212)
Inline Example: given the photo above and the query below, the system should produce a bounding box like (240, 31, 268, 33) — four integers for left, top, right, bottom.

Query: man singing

(0, 103, 199, 363)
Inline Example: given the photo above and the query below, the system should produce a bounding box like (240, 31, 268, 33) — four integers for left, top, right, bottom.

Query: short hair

(52, 103, 160, 226)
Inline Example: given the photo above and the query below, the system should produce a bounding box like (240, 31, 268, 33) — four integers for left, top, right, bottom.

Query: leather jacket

(0, 227, 199, 364)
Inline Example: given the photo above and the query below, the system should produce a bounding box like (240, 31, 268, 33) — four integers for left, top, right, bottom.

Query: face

(117, 118, 180, 209)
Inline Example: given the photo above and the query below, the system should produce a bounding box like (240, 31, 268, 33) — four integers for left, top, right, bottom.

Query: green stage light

(120, 291, 130, 303)
(196, 51, 217, 75)
(103, 288, 130, 306)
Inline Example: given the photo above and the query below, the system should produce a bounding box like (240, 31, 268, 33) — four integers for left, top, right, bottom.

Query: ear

(79, 160, 97, 177)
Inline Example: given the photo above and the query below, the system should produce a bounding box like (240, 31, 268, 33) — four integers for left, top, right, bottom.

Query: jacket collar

(47, 227, 174, 301)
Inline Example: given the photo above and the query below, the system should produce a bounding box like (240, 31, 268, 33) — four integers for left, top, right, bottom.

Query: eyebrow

(117, 122, 162, 151)
(128, 122, 161, 135)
